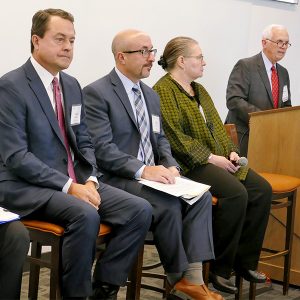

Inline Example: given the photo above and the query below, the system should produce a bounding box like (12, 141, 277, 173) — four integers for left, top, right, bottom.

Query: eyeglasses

(266, 39, 291, 48)
(184, 54, 204, 61)
(123, 48, 157, 58)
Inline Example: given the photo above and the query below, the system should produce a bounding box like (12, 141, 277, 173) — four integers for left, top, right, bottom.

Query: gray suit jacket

(83, 69, 178, 184)
(0, 59, 98, 216)
(225, 52, 291, 154)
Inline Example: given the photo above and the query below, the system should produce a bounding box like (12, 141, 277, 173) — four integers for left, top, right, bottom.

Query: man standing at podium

(225, 24, 291, 157)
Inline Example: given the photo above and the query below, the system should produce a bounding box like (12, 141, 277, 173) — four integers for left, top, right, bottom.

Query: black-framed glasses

(123, 48, 157, 58)
(266, 39, 291, 48)
(184, 54, 204, 61)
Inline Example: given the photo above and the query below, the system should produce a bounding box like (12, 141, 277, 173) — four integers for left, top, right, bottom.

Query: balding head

(111, 29, 149, 58)
(111, 29, 155, 82)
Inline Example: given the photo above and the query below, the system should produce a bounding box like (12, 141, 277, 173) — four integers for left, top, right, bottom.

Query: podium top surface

(249, 105, 300, 117)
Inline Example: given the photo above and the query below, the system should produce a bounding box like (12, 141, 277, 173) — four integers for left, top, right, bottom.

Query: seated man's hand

(142, 165, 176, 184)
(68, 181, 101, 210)
(168, 166, 180, 177)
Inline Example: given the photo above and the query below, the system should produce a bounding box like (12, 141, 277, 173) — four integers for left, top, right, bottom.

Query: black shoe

(236, 269, 266, 283)
(209, 272, 238, 294)
(89, 281, 119, 300)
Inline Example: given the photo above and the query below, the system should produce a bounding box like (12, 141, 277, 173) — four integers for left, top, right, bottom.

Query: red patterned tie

(52, 77, 77, 182)
(271, 65, 279, 108)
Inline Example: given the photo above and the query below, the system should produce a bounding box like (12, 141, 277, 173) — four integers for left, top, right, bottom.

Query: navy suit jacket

(83, 69, 178, 184)
(0, 59, 98, 216)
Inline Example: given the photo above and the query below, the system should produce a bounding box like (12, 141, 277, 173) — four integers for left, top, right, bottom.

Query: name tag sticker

(152, 115, 160, 133)
(71, 105, 81, 125)
(282, 85, 289, 102)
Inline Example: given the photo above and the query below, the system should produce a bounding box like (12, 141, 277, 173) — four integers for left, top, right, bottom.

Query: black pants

(187, 165, 272, 278)
(0, 221, 30, 299)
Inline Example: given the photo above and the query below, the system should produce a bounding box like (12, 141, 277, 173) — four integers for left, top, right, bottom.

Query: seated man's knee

(130, 197, 153, 228)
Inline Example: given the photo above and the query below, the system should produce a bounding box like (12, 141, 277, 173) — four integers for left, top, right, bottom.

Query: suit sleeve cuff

(63, 178, 73, 193)
(135, 165, 146, 180)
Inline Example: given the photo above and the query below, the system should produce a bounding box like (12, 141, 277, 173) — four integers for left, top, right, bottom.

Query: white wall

(0, 0, 299, 120)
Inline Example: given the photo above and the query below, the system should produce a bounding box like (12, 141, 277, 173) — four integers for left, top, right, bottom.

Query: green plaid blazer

(153, 73, 248, 180)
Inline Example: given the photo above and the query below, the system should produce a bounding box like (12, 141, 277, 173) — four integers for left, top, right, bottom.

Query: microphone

(233, 157, 248, 167)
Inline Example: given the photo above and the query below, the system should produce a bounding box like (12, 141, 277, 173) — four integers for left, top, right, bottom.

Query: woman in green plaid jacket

(153, 36, 272, 295)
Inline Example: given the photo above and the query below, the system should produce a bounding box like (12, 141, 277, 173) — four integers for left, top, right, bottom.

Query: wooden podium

(248, 106, 300, 286)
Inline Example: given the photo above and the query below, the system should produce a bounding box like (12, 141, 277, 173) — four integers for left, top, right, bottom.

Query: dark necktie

(271, 65, 279, 108)
(52, 77, 77, 182)
(132, 85, 155, 166)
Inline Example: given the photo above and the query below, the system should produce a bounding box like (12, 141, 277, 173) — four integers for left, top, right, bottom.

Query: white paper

(0, 207, 20, 224)
(139, 177, 210, 205)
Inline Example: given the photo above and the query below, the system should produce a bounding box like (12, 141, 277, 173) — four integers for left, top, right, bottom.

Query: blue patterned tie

(132, 85, 155, 166)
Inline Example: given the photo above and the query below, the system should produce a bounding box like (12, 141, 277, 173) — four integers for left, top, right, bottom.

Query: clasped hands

(68, 181, 101, 210)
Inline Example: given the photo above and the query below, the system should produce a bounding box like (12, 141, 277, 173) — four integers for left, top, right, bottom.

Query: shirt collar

(261, 51, 275, 71)
(115, 67, 141, 94)
(30, 56, 60, 89)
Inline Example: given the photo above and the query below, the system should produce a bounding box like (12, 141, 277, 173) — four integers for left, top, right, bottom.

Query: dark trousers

(0, 221, 30, 299)
(238, 131, 249, 158)
(103, 177, 215, 273)
(187, 165, 272, 278)
(26, 182, 152, 297)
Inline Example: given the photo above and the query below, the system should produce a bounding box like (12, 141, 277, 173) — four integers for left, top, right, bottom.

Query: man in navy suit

(84, 29, 223, 300)
(225, 24, 291, 157)
(0, 10, 152, 299)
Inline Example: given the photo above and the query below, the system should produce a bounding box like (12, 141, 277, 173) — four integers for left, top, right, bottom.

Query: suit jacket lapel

(140, 82, 160, 155)
(140, 82, 154, 134)
(60, 74, 78, 152)
(109, 70, 139, 131)
(277, 64, 284, 107)
(256, 53, 274, 107)
(24, 60, 65, 146)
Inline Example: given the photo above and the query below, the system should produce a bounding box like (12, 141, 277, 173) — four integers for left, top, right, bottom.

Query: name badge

(152, 115, 160, 133)
(71, 105, 81, 125)
(282, 85, 289, 103)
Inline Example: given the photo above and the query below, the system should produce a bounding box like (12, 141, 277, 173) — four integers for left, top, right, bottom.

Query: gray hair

(262, 24, 287, 39)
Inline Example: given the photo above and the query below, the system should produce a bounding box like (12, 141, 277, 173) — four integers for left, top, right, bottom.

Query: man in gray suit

(0, 10, 152, 299)
(225, 24, 291, 156)
(84, 29, 224, 300)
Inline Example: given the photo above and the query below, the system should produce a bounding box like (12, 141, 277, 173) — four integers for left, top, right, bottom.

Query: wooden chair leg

(235, 275, 243, 300)
(283, 192, 296, 295)
(28, 241, 41, 300)
(249, 282, 256, 300)
(126, 246, 144, 300)
(203, 262, 210, 286)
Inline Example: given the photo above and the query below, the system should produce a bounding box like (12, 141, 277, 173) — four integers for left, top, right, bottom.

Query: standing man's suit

(225, 52, 291, 156)
(84, 69, 215, 274)
(0, 60, 152, 297)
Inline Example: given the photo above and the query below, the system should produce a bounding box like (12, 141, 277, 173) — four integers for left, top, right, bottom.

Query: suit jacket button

(62, 158, 68, 165)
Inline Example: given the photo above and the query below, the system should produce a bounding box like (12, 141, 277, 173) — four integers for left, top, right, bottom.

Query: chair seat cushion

(22, 220, 64, 236)
(259, 172, 300, 193)
(22, 220, 112, 237)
